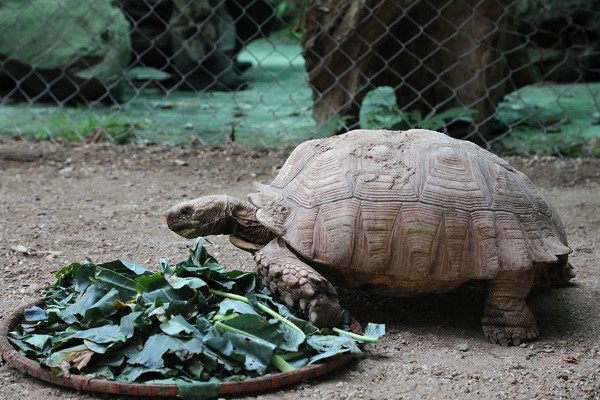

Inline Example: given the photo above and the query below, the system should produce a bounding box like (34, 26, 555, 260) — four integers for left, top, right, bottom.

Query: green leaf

(308, 348, 352, 364)
(268, 298, 319, 336)
(173, 261, 225, 277)
(52, 262, 84, 289)
(220, 303, 303, 352)
(207, 270, 256, 294)
(307, 335, 363, 358)
(160, 315, 200, 336)
(136, 272, 169, 294)
(23, 334, 52, 351)
(178, 359, 205, 379)
(59, 284, 109, 324)
(137, 273, 197, 313)
(170, 276, 208, 290)
(364, 323, 386, 341)
(220, 314, 284, 347)
(72, 324, 126, 345)
(75, 263, 95, 292)
(202, 337, 242, 372)
(118, 259, 152, 276)
(83, 340, 113, 354)
(93, 265, 138, 300)
(128, 334, 204, 369)
(165, 299, 200, 319)
(159, 257, 173, 274)
(117, 364, 178, 382)
(195, 316, 217, 336)
(217, 299, 259, 316)
(118, 334, 145, 359)
(209, 289, 307, 341)
(7, 337, 37, 357)
(68, 322, 128, 355)
(119, 311, 143, 339)
(277, 322, 305, 353)
(176, 378, 220, 400)
(188, 237, 219, 266)
(83, 288, 120, 324)
(220, 330, 275, 375)
(81, 365, 115, 380)
(24, 306, 48, 322)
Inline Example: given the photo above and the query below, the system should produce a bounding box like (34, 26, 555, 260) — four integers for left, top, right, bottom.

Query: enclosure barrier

(0, 0, 598, 154)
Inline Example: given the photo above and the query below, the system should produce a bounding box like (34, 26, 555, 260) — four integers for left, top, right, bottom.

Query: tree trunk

(301, 0, 533, 142)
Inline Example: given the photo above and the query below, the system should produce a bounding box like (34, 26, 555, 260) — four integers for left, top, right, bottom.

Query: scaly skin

(164, 195, 275, 244)
(255, 239, 343, 328)
(482, 270, 538, 346)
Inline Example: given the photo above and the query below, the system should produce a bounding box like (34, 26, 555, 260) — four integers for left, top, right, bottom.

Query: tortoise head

(165, 195, 232, 238)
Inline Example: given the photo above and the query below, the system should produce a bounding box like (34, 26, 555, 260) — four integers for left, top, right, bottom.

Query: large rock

(0, 0, 131, 103)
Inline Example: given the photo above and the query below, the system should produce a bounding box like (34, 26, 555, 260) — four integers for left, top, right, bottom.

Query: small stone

(10, 244, 29, 254)
(58, 166, 74, 174)
(29, 283, 42, 293)
(455, 343, 469, 352)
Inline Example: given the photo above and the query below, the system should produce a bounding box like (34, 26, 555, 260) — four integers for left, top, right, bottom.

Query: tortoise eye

(180, 206, 193, 219)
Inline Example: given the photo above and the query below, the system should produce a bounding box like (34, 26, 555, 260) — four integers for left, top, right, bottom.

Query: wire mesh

(0, 0, 598, 153)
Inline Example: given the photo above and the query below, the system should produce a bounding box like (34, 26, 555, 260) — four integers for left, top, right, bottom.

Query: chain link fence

(0, 0, 599, 154)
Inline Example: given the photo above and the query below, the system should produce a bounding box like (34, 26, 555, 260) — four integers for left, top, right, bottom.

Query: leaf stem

(332, 327, 378, 343)
(213, 321, 296, 373)
(270, 353, 296, 373)
(208, 289, 306, 340)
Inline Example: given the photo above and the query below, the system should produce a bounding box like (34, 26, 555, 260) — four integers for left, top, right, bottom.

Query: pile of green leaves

(8, 239, 384, 399)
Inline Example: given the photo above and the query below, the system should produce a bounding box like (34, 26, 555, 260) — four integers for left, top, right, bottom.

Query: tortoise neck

(225, 196, 276, 244)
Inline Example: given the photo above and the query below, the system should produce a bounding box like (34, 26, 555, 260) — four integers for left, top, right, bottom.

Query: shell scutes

(252, 129, 571, 282)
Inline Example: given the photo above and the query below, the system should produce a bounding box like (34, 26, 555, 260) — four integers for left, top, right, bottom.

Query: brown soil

(1, 140, 599, 400)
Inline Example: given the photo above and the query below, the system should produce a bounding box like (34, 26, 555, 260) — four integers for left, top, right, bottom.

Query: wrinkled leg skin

(482, 270, 539, 346)
(255, 239, 343, 327)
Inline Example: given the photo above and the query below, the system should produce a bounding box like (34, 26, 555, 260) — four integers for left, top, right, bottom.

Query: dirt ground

(0, 139, 599, 400)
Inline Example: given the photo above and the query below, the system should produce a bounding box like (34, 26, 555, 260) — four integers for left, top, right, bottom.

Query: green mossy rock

(0, 0, 131, 99)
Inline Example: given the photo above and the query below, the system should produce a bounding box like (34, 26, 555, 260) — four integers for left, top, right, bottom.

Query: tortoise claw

(307, 295, 343, 328)
(483, 326, 539, 346)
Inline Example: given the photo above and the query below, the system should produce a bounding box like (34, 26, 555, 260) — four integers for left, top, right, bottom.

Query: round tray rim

(0, 300, 356, 397)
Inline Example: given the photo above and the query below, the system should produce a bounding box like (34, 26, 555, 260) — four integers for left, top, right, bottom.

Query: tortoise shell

(249, 129, 571, 294)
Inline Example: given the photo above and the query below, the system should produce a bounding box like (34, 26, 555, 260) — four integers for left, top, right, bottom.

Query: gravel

(1, 140, 598, 399)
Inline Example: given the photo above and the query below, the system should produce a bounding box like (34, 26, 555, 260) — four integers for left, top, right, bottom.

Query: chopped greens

(8, 238, 385, 400)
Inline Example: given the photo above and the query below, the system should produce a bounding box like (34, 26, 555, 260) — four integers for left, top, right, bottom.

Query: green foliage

(362, 105, 477, 132)
(34, 113, 134, 142)
(493, 83, 600, 157)
(8, 238, 385, 400)
(360, 87, 477, 132)
(273, 0, 306, 36)
(492, 133, 600, 158)
(315, 115, 355, 136)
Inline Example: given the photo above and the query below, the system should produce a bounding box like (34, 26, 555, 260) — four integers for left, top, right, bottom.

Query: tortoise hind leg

(255, 238, 343, 327)
(482, 270, 538, 346)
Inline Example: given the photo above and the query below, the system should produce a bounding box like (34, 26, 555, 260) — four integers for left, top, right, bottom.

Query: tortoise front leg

(255, 239, 343, 327)
(482, 270, 538, 346)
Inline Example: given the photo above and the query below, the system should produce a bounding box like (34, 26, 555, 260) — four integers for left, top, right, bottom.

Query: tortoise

(165, 129, 574, 346)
